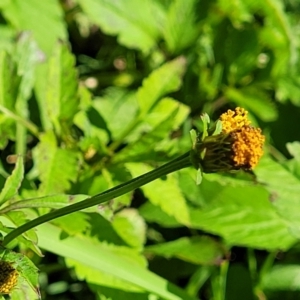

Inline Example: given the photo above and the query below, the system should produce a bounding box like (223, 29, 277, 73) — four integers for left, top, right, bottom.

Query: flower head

(0, 260, 18, 294)
(192, 107, 265, 173)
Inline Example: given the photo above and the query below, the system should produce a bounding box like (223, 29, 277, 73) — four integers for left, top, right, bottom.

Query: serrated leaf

(145, 236, 225, 265)
(1, 0, 67, 55)
(32, 131, 78, 195)
(78, 0, 166, 54)
(126, 163, 190, 225)
(137, 57, 186, 115)
(0, 156, 23, 206)
(189, 183, 296, 250)
(164, 0, 199, 54)
(45, 43, 79, 132)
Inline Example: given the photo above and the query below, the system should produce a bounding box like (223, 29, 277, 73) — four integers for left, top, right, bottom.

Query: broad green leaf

(189, 184, 296, 250)
(255, 156, 300, 239)
(112, 209, 146, 250)
(66, 242, 147, 292)
(261, 265, 300, 291)
(44, 43, 79, 132)
(66, 258, 145, 293)
(1, 0, 67, 55)
(164, 0, 199, 54)
(145, 236, 225, 265)
(78, 0, 166, 54)
(137, 57, 186, 115)
(126, 163, 190, 225)
(32, 131, 78, 195)
(36, 223, 196, 300)
(0, 156, 23, 205)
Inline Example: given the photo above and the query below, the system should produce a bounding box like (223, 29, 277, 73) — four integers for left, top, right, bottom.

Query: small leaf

(0, 156, 24, 206)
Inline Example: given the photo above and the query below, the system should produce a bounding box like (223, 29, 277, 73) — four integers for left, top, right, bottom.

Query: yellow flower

(193, 107, 265, 172)
(219, 107, 251, 133)
(0, 261, 18, 294)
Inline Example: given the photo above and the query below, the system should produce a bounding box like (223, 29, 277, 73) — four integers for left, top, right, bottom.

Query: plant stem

(2, 152, 192, 246)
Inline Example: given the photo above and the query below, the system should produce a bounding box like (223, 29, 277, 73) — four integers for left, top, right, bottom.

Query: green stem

(0, 105, 39, 138)
(2, 152, 192, 246)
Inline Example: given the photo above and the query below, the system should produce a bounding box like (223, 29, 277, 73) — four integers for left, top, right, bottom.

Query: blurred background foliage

(0, 0, 300, 299)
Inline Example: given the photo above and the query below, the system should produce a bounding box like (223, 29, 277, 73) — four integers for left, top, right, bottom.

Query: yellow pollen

(0, 261, 18, 294)
(220, 107, 251, 133)
(230, 126, 265, 169)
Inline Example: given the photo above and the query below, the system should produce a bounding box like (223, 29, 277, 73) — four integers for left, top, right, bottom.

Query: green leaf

(139, 202, 180, 228)
(0, 194, 90, 213)
(126, 163, 190, 225)
(145, 236, 225, 265)
(163, 0, 199, 54)
(112, 209, 146, 250)
(189, 182, 296, 250)
(261, 265, 300, 291)
(36, 223, 196, 300)
(77, 0, 166, 54)
(1, 0, 67, 55)
(0, 50, 18, 110)
(255, 156, 300, 239)
(66, 258, 145, 293)
(0, 156, 23, 206)
(94, 88, 138, 141)
(32, 131, 78, 195)
(44, 43, 79, 132)
(137, 57, 186, 115)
